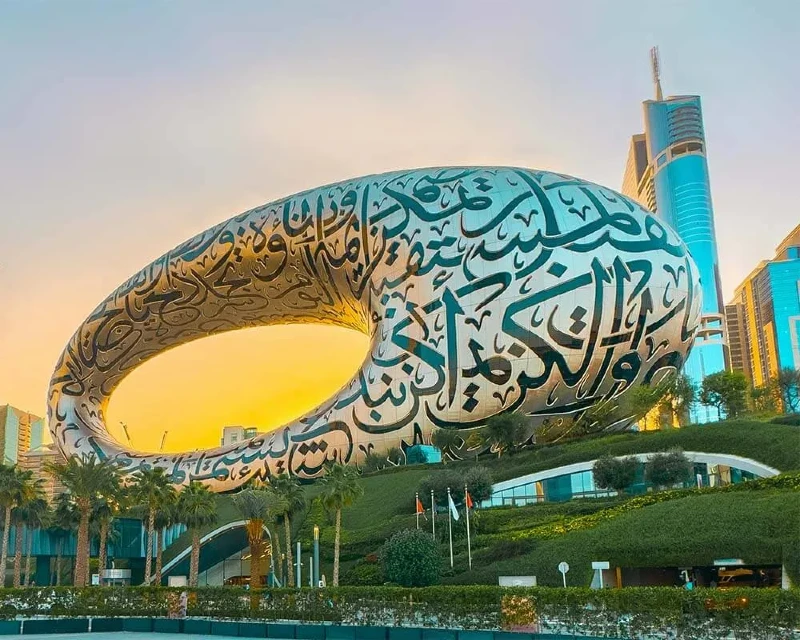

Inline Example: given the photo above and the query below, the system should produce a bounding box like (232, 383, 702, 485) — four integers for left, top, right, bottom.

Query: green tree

(176, 482, 217, 587)
(152, 496, 176, 586)
(10, 469, 43, 587)
(750, 382, 779, 414)
(625, 380, 672, 428)
(380, 529, 441, 587)
(418, 467, 493, 508)
(0, 465, 25, 586)
(645, 450, 692, 490)
(484, 413, 528, 457)
(319, 463, 363, 586)
(776, 367, 800, 414)
(15, 496, 49, 587)
(232, 488, 286, 588)
(49, 493, 78, 585)
(270, 473, 305, 588)
(45, 455, 120, 586)
(90, 468, 122, 584)
(566, 399, 623, 440)
(431, 428, 461, 458)
(656, 373, 697, 427)
(700, 371, 749, 419)
(132, 467, 175, 584)
(464, 467, 493, 503)
(592, 455, 639, 495)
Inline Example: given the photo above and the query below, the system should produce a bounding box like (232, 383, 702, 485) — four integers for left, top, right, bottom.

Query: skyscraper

(19, 444, 66, 502)
(622, 48, 727, 423)
(0, 405, 44, 465)
(726, 224, 800, 389)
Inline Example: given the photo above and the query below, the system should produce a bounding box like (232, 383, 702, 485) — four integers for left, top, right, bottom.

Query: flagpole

(431, 489, 436, 538)
(415, 492, 420, 529)
(465, 484, 472, 570)
(447, 487, 454, 568)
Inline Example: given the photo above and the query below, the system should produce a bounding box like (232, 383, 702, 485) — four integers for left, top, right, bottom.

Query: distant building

(622, 48, 727, 422)
(221, 425, 260, 447)
(725, 224, 800, 388)
(19, 443, 66, 502)
(0, 405, 44, 465)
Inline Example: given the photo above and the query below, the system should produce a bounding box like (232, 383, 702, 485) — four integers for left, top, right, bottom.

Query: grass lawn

(443, 488, 799, 586)
(160, 419, 799, 582)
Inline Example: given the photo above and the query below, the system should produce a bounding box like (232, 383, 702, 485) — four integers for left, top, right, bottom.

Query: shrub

(418, 467, 493, 507)
(477, 538, 534, 562)
(776, 367, 800, 414)
(484, 413, 529, 456)
(0, 585, 795, 636)
(464, 466, 493, 503)
(381, 529, 441, 587)
(645, 450, 692, 489)
(386, 447, 404, 466)
(771, 414, 800, 426)
(592, 455, 639, 494)
(431, 429, 462, 454)
(340, 560, 383, 586)
(362, 451, 387, 473)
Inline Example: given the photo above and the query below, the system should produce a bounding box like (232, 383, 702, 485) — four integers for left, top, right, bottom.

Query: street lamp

(313, 525, 320, 587)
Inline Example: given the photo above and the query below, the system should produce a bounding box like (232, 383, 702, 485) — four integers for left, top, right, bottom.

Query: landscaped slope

(160, 420, 800, 582)
(443, 488, 799, 586)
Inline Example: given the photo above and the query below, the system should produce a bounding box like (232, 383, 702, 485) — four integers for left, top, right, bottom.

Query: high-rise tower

(0, 405, 44, 465)
(726, 225, 800, 392)
(622, 48, 727, 423)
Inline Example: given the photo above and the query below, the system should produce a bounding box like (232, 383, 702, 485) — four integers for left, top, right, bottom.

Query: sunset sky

(1, 0, 798, 452)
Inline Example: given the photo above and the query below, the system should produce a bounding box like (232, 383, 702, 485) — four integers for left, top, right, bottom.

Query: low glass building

(482, 455, 763, 508)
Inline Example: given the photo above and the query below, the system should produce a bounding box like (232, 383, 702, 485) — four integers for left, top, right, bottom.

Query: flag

(416, 496, 425, 514)
(465, 490, 474, 509)
(447, 491, 460, 521)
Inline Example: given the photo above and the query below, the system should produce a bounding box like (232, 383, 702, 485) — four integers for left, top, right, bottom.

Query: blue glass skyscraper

(622, 49, 727, 423)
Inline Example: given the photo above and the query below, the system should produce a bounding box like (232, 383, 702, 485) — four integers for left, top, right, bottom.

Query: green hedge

(0, 586, 796, 639)
(474, 473, 800, 546)
(446, 489, 800, 587)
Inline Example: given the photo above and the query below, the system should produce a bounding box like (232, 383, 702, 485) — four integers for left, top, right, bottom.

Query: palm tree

(16, 496, 49, 586)
(176, 482, 217, 587)
(11, 471, 44, 587)
(0, 465, 33, 587)
(49, 493, 78, 585)
(131, 467, 174, 584)
(270, 474, 305, 587)
(319, 463, 363, 586)
(152, 495, 177, 586)
(232, 488, 286, 588)
(91, 468, 122, 586)
(0, 466, 14, 587)
(45, 455, 120, 586)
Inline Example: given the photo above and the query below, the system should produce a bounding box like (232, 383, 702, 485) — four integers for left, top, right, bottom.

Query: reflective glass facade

(726, 225, 800, 390)
(0, 405, 44, 465)
(644, 98, 727, 423)
(622, 96, 727, 422)
(482, 461, 758, 508)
